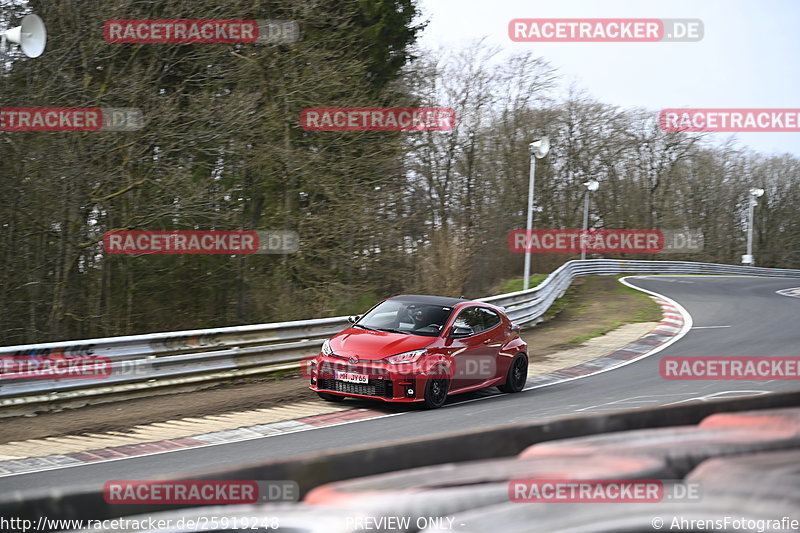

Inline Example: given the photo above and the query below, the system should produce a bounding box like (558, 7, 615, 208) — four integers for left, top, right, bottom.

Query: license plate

(335, 371, 368, 384)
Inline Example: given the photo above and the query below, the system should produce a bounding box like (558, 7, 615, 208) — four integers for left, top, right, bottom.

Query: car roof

(388, 294, 470, 307)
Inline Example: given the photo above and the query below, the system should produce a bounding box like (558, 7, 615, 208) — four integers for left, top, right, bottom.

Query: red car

(308, 295, 528, 408)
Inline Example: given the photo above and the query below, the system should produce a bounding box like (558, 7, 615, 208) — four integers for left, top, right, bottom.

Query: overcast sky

(416, 0, 800, 156)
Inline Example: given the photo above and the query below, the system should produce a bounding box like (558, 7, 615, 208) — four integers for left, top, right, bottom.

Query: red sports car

(308, 295, 528, 408)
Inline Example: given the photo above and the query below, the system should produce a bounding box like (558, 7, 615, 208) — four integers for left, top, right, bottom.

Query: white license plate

(335, 371, 369, 384)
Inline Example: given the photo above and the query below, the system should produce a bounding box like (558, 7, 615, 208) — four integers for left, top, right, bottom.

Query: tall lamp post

(523, 136, 550, 290)
(581, 180, 599, 260)
(743, 187, 764, 266)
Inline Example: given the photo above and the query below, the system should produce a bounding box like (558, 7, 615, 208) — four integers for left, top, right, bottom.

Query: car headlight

(321, 339, 334, 356)
(386, 349, 426, 364)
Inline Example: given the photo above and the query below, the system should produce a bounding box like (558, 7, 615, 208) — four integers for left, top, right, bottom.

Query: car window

(478, 308, 502, 331)
(452, 307, 487, 336)
(357, 299, 454, 336)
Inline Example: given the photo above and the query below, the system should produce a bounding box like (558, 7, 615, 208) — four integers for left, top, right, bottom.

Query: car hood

(330, 328, 435, 360)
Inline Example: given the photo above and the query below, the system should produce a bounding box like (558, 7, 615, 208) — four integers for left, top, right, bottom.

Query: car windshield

(356, 300, 455, 337)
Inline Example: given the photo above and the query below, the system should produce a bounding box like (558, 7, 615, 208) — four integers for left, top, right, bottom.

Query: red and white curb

(524, 280, 690, 389)
(0, 409, 391, 477)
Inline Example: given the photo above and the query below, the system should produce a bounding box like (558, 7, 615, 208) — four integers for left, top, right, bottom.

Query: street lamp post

(523, 137, 550, 290)
(743, 187, 764, 266)
(581, 180, 599, 260)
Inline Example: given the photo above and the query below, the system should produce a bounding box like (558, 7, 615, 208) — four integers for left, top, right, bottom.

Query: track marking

(692, 325, 732, 329)
(574, 393, 693, 413)
(664, 390, 771, 405)
(776, 287, 800, 299)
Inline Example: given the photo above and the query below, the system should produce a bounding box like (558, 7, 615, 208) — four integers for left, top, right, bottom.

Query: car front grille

(317, 378, 393, 398)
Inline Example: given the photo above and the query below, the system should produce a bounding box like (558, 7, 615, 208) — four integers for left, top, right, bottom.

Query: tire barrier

(699, 406, 800, 431)
(416, 498, 798, 533)
(686, 448, 800, 507)
(303, 455, 670, 532)
(305, 454, 669, 505)
(518, 424, 800, 478)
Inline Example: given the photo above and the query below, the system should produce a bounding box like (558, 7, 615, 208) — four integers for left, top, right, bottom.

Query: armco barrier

(1, 259, 799, 411)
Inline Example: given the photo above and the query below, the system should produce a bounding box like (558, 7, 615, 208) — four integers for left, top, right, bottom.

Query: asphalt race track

(3, 275, 799, 496)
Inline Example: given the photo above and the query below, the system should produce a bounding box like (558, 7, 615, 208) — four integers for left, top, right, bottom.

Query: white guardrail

(2, 259, 800, 409)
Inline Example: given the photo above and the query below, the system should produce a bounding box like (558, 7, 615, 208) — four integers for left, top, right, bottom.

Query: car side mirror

(348, 315, 361, 324)
(450, 326, 473, 338)
(511, 325, 521, 335)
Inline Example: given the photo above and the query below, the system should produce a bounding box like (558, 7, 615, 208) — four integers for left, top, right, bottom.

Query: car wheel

(317, 391, 345, 402)
(423, 378, 449, 409)
(498, 353, 528, 393)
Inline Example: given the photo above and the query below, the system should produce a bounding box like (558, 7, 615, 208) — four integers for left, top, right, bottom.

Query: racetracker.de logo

(509, 479, 664, 503)
(103, 480, 298, 504)
(0, 108, 143, 132)
(0, 355, 111, 380)
(300, 107, 455, 132)
(659, 109, 800, 132)
(508, 230, 663, 254)
(508, 19, 703, 42)
(103, 19, 300, 44)
(660, 357, 800, 380)
(103, 230, 299, 255)
(303, 354, 497, 381)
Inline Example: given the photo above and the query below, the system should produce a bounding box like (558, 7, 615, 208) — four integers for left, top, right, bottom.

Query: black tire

(498, 353, 527, 393)
(422, 378, 449, 409)
(316, 391, 345, 402)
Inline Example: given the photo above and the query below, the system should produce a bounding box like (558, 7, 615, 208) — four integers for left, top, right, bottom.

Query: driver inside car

(408, 305, 448, 333)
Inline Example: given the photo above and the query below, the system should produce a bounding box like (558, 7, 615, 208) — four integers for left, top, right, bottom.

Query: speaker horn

(3, 14, 47, 58)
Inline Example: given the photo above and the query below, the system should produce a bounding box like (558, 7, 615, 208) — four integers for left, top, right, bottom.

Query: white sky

(416, 0, 800, 156)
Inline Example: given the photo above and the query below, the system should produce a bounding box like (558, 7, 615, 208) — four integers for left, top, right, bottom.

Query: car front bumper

(308, 355, 427, 402)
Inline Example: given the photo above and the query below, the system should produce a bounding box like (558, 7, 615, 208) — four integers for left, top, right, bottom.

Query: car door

(447, 306, 496, 389)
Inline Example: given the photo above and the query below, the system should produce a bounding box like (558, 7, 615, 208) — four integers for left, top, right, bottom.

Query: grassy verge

(498, 274, 548, 293)
(563, 277, 662, 343)
(519, 275, 662, 356)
